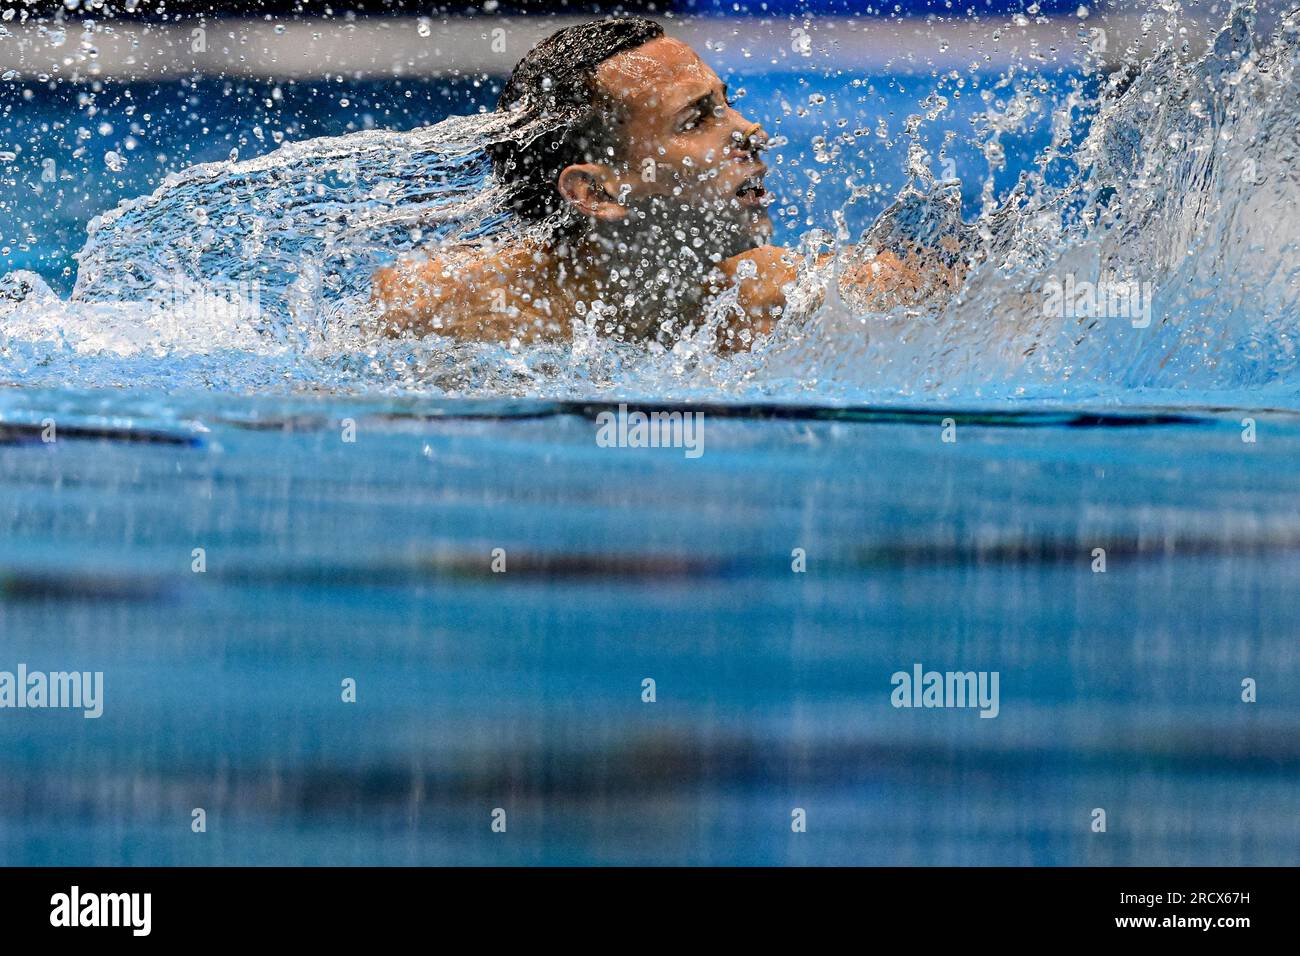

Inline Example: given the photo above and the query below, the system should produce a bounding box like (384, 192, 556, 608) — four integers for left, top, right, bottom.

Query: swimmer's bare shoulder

(373, 241, 962, 350)
(371, 242, 569, 343)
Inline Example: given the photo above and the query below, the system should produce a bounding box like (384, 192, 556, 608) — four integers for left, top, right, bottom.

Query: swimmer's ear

(556, 163, 628, 222)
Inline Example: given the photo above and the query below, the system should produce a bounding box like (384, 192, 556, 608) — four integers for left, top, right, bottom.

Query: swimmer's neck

(557, 226, 725, 333)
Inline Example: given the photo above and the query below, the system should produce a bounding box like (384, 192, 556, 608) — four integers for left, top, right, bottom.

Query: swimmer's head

(491, 17, 772, 257)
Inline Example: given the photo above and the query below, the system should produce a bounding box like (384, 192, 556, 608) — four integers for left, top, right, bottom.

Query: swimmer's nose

(731, 121, 769, 157)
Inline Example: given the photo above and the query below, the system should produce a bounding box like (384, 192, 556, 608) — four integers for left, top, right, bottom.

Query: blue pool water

(0, 390, 1297, 865)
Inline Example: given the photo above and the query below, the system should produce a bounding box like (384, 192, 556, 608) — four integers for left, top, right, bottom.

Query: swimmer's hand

(836, 247, 966, 312)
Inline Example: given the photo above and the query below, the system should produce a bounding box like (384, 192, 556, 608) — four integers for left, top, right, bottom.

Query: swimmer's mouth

(736, 173, 768, 205)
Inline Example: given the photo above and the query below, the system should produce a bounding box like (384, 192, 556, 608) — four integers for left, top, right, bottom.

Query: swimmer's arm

(708, 245, 947, 352)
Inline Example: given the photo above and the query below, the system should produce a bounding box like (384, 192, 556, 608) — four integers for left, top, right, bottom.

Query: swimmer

(372, 16, 963, 352)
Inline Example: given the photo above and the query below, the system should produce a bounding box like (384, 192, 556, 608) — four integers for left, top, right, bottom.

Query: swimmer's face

(558, 36, 772, 254)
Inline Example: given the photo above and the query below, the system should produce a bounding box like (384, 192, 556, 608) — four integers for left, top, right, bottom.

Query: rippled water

(2, 389, 1297, 865)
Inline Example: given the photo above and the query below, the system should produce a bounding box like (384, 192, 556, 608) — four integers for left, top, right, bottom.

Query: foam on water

(2, 5, 1298, 406)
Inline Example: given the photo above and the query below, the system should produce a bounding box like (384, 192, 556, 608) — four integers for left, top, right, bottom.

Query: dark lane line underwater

(1, 391, 1297, 864)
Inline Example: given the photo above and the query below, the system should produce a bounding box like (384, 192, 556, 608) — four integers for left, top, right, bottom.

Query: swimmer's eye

(678, 106, 707, 132)
(678, 92, 732, 132)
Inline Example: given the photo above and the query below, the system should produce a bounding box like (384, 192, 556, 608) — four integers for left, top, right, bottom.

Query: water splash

(776, 2, 1300, 402)
(3, 6, 1299, 405)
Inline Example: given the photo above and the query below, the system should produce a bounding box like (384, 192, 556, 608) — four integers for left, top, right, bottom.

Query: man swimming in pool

(371, 16, 959, 352)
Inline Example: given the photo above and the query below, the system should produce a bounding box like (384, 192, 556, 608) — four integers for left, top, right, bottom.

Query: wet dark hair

(489, 16, 665, 227)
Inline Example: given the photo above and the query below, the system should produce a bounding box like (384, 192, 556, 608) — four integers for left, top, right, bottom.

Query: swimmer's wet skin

(371, 17, 960, 353)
